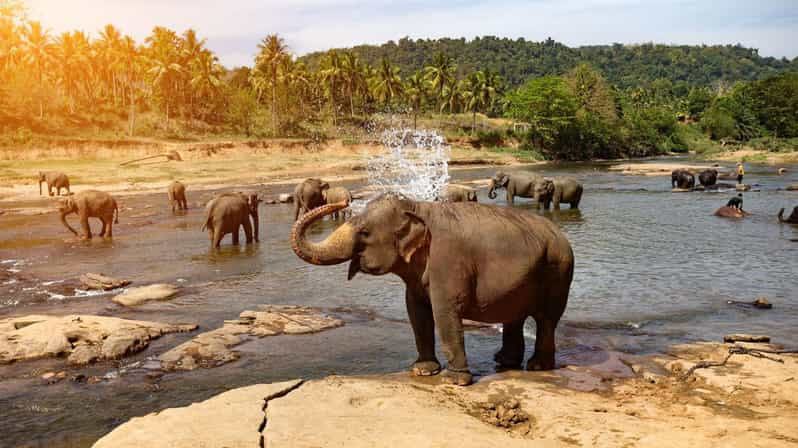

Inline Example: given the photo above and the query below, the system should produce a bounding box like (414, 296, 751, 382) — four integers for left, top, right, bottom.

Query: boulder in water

(79, 273, 131, 291)
(736, 184, 751, 191)
(0, 315, 196, 364)
(112, 284, 179, 306)
(778, 168, 787, 175)
(786, 184, 798, 191)
(723, 334, 770, 343)
(278, 193, 293, 203)
(753, 297, 773, 309)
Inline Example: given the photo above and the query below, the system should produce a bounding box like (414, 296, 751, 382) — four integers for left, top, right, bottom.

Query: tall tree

(404, 70, 427, 129)
(424, 51, 454, 113)
(255, 34, 288, 134)
(145, 26, 183, 127)
(23, 21, 53, 119)
(370, 58, 403, 106)
(319, 50, 343, 125)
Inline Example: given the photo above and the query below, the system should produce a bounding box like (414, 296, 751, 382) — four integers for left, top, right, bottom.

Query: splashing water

(356, 129, 449, 212)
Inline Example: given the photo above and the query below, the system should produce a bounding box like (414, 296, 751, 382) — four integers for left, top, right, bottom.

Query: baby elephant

(322, 186, 352, 220)
(202, 192, 261, 248)
(534, 177, 583, 210)
(167, 181, 188, 211)
(59, 190, 119, 239)
(39, 171, 70, 196)
(441, 184, 478, 203)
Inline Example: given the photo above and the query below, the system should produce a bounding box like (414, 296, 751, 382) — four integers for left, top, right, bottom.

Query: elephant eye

(358, 229, 370, 238)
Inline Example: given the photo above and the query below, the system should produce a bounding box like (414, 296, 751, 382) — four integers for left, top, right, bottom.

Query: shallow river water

(1, 159, 796, 447)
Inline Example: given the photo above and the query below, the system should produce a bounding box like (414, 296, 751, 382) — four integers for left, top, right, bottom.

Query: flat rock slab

(80, 273, 131, 291)
(159, 305, 344, 371)
(723, 334, 770, 343)
(786, 184, 798, 191)
(112, 284, 179, 306)
(736, 184, 751, 191)
(92, 380, 302, 448)
(0, 315, 196, 364)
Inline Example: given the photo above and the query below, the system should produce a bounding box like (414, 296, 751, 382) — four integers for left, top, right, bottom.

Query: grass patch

(485, 146, 546, 163)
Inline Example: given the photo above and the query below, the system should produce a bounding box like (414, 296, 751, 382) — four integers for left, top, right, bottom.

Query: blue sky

(26, 0, 798, 67)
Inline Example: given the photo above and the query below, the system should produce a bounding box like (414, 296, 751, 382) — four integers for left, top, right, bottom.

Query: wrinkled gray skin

(322, 186, 352, 220)
(488, 171, 543, 206)
(290, 194, 575, 386)
(293, 178, 330, 221)
(167, 181, 188, 211)
(671, 170, 695, 189)
(698, 169, 718, 187)
(534, 178, 583, 210)
(778, 206, 798, 224)
(441, 184, 478, 203)
(59, 190, 118, 239)
(202, 193, 255, 248)
(39, 171, 70, 196)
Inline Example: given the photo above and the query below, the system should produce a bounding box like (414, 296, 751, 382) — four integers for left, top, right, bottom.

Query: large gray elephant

(440, 184, 478, 203)
(487, 171, 543, 205)
(59, 190, 118, 239)
(202, 193, 255, 248)
(293, 178, 329, 221)
(39, 171, 70, 196)
(698, 169, 718, 187)
(778, 206, 798, 224)
(671, 170, 695, 189)
(322, 186, 352, 220)
(167, 181, 188, 212)
(290, 194, 575, 386)
(534, 178, 583, 210)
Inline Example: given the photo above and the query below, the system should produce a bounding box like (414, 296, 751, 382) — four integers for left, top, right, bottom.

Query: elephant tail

(113, 200, 119, 224)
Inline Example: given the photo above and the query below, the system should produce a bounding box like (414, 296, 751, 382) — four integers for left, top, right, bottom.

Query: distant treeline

(301, 36, 798, 89)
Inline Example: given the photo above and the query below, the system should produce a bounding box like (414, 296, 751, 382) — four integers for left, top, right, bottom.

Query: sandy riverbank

(92, 340, 798, 447)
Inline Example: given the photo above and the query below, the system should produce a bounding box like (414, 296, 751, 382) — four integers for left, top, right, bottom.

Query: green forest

(2, 0, 797, 161)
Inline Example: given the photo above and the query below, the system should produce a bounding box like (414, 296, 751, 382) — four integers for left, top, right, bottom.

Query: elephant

(59, 190, 119, 239)
(671, 170, 695, 189)
(698, 169, 718, 187)
(167, 181, 188, 212)
(322, 186, 353, 220)
(440, 184, 478, 203)
(39, 171, 70, 196)
(290, 193, 575, 386)
(202, 193, 256, 248)
(778, 206, 798, 224)
(293, 178, 329, 221)
(533, 178, 583, 210)
(488, 171, 543, 205)
(238, 191, 263, 242)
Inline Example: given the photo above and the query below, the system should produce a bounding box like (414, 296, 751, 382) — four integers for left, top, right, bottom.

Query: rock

(0, 315, 196, 364)
(277, 193, 293, 203)
(723, 334, 771, 343)
(92, 380, 302, 448)
(736, 183, 751, 191)
(753, 297, 773, 309)
(671, 188, 692, 193)
(112, 284, 179, 306)
(79, 273, 131, 291)
(778, 168, 787, 175)
(159, 305, 344, 371)
(786, 184, 798, 191)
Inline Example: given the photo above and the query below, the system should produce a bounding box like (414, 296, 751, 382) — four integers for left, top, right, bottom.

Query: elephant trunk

(290, 202, 355, 265)
(60, 211, 78, 236)
(488, 180, 497, 199)
(39, 179, 43, 196)
(778, 208, 785, 222)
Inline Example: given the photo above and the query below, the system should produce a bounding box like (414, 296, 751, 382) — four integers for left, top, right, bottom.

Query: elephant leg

(528, 316, 558, 371)
(213, 228, 223, 248)
(553, 197, 561, 210)
(430, 293, 471, 386)
(232, 224, 240, 245)
(99, 219, 107, 237)
(80, 214, 92, 239)
(494, 318, 526, 369)
(506, 191, 514, 206)
(181, 199, 187, 210)
(105, 215, 113, 238)
(242, 218, 253, 244)
(207, 228, 214, 244)
(49, 186, 54, 196)
(405, 290, 440, 376)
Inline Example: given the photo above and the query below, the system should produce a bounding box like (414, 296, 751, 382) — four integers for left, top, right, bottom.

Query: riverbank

(93, 341, 798, 447)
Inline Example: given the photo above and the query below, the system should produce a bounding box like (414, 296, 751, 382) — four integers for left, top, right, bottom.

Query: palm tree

(0, 16, 21, 73)
(341, 52, 366, 117)
(54, 31, 90, 114)
(404, 70, 427, 129)
(189, 50, 222, 120)
(462, 71, 487, 133)
(23, 21, 54, 119)
(118, 35, 141, 135)
(319, 50, 342, 125)
(96, 24, 122, 104)
(370, 58, 403, 106)
(440, 76, 463, 115)
(255, 34, 288, 134)
(145, 27, 183, 127)
(181, 29, 207, 118)
(424, 51, 454, 114)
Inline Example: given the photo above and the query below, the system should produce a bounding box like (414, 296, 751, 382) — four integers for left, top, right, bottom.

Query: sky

(24, 0, 798, 68)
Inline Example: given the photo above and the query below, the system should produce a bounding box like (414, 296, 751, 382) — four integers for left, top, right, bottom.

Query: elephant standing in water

(167, 181, 188, 212)
(534, 178, 583, 210)
(202, 193, 259, 248)
(488, 171, 543, 205)
(290, 194, 575, 386)
(440, 184, 478, 203)
(59, 190, 119, 239)
(39, 171, 70, 196)
(322, 186, 352, 220)
(778, 206, 798, 224)
(698, 169, 718, 187)
(671, 170, 695, 189)
(293, 178, 329, 221)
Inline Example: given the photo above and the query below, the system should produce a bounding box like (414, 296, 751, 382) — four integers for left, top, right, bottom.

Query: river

(1, 159, 796, 447)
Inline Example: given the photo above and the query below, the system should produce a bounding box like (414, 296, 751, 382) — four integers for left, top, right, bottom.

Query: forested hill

(300, 36, 798, 89)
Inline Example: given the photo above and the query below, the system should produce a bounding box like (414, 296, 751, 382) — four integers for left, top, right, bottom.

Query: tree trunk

(271, 67, 277, 136)
(472, 111, 477, 135)
(128, 88, 136, 137)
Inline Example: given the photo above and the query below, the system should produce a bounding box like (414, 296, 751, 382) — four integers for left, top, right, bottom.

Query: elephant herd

(488, 171, 583, 210)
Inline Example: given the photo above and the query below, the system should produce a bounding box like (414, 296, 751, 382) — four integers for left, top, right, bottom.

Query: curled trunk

(60, 212, 78, 236)
(488, 179, 497, 199)
(290, 202, 355, 265)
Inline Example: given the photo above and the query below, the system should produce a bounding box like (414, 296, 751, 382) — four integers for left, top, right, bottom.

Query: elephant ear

(500, 175, 509, 186)
(396, 211, 428, 264)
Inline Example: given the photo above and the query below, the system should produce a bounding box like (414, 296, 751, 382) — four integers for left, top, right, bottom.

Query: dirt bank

(92, 341, 798, 447)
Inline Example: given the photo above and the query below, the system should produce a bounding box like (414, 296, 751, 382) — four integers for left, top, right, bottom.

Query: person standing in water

(737, 162, 745, 184)
(727, 193, 743, 210)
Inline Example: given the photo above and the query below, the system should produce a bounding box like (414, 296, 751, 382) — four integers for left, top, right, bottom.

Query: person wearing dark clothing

(727, 193, 743, 210)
